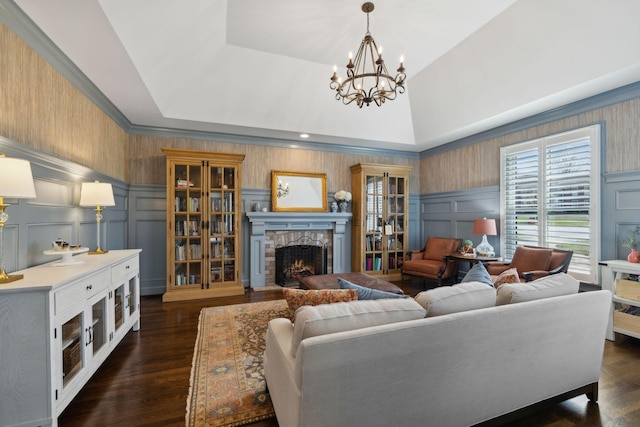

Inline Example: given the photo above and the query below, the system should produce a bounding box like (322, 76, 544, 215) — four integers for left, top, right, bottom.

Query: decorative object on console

(79, 180, 115, 254)
(459, 239, 475, 256)
(334, 190, 352, 212)
(473, 217, 497, 257)
(329, 2, 406, 108)
(0, 154, 37, 283)
(623, 225, 640, 263)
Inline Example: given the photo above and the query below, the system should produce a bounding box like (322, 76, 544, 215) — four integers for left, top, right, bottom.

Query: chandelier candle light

(80, 180, 115, 254)
(330, 2, 406, 107)
(0, 155, 37, 283)
(473, 218, 497, 257)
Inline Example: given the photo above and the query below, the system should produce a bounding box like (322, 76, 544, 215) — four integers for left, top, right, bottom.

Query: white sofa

(264, 276, 611, 427)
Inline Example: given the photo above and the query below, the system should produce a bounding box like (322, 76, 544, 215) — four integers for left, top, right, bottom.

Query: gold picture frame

(271, 170, 327, 212)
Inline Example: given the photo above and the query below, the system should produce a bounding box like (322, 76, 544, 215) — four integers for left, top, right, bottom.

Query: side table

(446, 253, 500, 280)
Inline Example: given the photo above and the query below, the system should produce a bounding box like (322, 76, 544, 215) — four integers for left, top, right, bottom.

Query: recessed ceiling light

(299, 133, 310, 138)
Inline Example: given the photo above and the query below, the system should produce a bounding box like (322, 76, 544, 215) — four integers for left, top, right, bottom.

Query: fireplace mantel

(246, 212, 352, 288)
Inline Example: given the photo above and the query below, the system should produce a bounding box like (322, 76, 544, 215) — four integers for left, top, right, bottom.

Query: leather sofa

(265, 275, 610, 427)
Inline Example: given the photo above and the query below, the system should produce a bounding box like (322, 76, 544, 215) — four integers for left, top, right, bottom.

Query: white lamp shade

(0, 157, 37, 198)
(79, 181, 115, 207)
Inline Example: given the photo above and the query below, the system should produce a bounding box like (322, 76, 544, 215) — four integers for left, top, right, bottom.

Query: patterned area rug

(186, 299, 290, 426)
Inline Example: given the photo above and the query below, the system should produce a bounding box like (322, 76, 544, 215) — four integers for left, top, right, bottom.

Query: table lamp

(0, 155, 37, 283)
(473, 217, 497, 257)
(80, 180, 115, 254)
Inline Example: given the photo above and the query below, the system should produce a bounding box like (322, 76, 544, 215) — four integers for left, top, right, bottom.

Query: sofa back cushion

(510, 246, 552, 273)
(423, 237, 460, 261)
(290, 298, 426, 357)
(414, 281, 497, 317)
(496, 273, 579, 305)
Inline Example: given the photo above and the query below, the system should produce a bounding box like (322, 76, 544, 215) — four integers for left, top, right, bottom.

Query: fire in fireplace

(275, 238, 328, 287)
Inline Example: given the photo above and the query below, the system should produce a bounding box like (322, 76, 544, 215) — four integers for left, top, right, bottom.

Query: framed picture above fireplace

(271, 170, 327, 212)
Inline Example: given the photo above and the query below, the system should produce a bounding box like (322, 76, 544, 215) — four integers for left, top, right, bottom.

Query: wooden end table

(446, 253, 500, 280)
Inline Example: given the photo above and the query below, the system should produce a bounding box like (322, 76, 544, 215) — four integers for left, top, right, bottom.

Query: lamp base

(89, 247, 109, 255)
(476, 235, 495, 257)
(0, 269, 24, 283)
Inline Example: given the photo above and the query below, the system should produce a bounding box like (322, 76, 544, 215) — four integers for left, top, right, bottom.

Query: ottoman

(298, 272, 404, 295)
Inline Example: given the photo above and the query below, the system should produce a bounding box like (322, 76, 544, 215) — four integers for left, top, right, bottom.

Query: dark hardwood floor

(59, 280, 640, 427)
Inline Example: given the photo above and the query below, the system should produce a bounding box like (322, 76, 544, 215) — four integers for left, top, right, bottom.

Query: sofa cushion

(283, 288, 358, 321)
(290, 298, 426, 357)
(510, 246, 553, 274)
(414, 281, 497, 317)
(460, 262, 493, 287)
(338, 277, 407, 300)
(496, 273, 580, 305)
(493, 268, 520, 287)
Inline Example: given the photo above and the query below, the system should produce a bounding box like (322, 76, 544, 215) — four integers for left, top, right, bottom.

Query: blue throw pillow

(338, 277, 406, 300)
(460, 262, 494, 287)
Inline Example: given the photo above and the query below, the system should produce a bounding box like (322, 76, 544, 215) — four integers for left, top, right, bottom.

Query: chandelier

(330, 2, 406, 108)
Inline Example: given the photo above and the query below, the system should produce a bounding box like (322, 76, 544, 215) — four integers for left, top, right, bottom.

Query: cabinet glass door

(127, 275, 138, 317)
(61, 313, 84, 387)
(208, 167, 237, 285)
(385, 176, 406, 273)
(364, 174, 384, 272)
(173, 163, 203, 288)
(113, 284, 124, 333)
(89, 293, 108, 358)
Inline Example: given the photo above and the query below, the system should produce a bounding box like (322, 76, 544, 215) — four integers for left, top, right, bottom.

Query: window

(500, 125, 601, 283)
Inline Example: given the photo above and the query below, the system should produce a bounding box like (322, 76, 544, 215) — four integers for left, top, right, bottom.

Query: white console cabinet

(0, 249, 141, 427)
(600, 259, 640, 341)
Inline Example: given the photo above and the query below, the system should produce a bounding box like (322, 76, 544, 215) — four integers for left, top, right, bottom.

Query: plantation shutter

(500, 125, 600, 283)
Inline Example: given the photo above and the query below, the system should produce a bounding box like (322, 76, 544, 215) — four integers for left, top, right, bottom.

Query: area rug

(186, 299, 290, 426)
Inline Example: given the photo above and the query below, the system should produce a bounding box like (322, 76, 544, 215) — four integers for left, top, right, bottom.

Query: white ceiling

(11, 0, 640, 152)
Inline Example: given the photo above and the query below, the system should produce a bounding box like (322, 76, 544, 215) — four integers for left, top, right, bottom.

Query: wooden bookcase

(350, 163, 412, 281)
(162, 148, 245, 302)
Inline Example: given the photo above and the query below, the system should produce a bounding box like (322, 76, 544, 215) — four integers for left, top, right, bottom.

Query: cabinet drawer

(615, 279, 640, 301)
(111, 256, 139, 283)
(54, 270, 110, 315)
(614, 309, 640, 334)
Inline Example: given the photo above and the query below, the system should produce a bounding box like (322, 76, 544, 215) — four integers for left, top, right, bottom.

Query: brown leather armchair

(485, 245, 573, 282)
(401, 237, 462, 285)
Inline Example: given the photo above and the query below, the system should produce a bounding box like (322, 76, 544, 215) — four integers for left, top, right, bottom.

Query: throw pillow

(338, 277, 407, 300)
(282, 288, 358, 321)
(493, 268, 520, 287)
(290, 298, 426, 357)
(496, 273, 580, 305)
(414, 281, 496, 317)
(460, 262, 493, 287)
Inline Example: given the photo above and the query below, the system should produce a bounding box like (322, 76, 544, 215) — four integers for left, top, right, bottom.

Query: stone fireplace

(245, 212, 351, 288)
(274, 235, 328, 286)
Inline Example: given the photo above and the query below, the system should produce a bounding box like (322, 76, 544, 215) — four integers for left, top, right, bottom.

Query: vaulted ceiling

(9, 0, 640, 153)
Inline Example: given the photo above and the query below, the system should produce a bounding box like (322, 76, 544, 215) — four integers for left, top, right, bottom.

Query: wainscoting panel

(0, 136, 128, 275)
(602, 172, 640, 262)
(407, 195, 420, 252)
(27, 222, 75, 266)
(127, 185, 166, 296)
(418, 186, 500, 256)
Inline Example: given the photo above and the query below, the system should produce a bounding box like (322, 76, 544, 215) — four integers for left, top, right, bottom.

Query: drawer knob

(86, 284, 93, 290)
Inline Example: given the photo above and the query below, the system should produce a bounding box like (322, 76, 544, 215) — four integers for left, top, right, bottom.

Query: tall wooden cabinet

(162, 148, 245, 302)
(350, 163, 412, 280)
